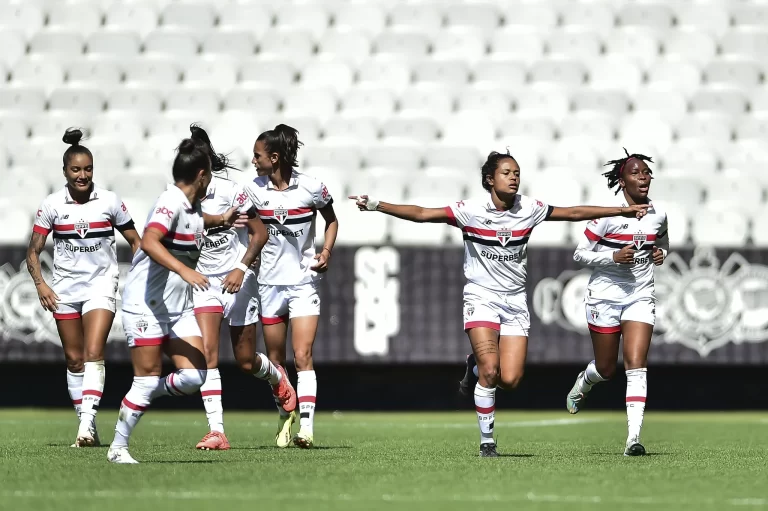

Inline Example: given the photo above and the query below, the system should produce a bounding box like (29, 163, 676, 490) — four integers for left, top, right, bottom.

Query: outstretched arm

(349, 195, 451, 224)
(548, 204, 648, 222)
(573, 222, 619, 267)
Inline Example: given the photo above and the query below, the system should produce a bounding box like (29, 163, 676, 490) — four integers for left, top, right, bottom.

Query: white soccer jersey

(196, 175, 254, 276)
(122, 184, 204, 318)
(445, 195, 552, 294)
(573, 196, 669, 303)
(244, 171, 332, 286)
(33, 185, 134, 303)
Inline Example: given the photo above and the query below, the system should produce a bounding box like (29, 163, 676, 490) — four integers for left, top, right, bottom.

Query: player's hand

(219, 207, 241, 228)
(36, 282, 59, 312)
(613, 245, 636, 264)
(619, 204, 649, 219)
(221, 268, 245, 294)
(180, 268, 210, 291)
(652, 247, 665, 266)
(311, 250, 330, 273)
(233, 213, 249, 229)
(348, 195, 379, 211)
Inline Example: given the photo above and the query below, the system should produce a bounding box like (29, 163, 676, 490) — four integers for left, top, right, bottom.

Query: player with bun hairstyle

(349, 150, 648, 457)
(27, 128, 141, 448)
(108, 137, 244, 464)
(244, 124, 338, 449)
(188, 124, 296, 451)
(566, 149, 669, 456)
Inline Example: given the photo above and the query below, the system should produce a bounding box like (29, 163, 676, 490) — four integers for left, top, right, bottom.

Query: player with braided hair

(566, 148, 669, 456)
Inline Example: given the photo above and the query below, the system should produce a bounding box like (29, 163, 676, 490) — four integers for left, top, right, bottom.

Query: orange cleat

(272, 365, 297, 413)
(196, 431, 231, 451)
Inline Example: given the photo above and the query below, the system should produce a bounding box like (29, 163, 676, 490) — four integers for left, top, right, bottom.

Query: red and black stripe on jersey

(52, 221, 114, 240)
(146, 222, 200, 253)
(462, 226, 533, 248)
(257, 207, 315, 226)
(585, 230, 657, 250)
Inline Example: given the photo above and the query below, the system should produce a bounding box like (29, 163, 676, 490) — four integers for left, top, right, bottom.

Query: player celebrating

(108, 137, 243, 464)
(245, 124, 338, 449)
(27, 128, 141, 448)
(349, 150, 648, 457)
(566, 150, 668, 457)
(189, 125, 297, 451)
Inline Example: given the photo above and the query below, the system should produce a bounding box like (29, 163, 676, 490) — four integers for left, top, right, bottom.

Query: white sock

(297, 370, 317, 433)
(625, 368, 648, 442)
(253, 352, 281, 386)
(200, 368, 224, 434)
(155, 368, 208, 398)
(112, 376, 158, 449)
(472, 365, 479, 378)
(80, 361, 105, 426)
(579, 360, 608, 394)
(474, 383, 495, 445)
(66, 370, 84, 419)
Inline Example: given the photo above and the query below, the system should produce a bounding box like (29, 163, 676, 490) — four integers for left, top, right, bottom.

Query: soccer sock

(474, 383, 496, 445)
(200, 368, 224, 433)
(154, 369, 208, 399)
(80, 361, 105, 426)
(66, 370, 84, 419)
(579, 360, 608, 394)
(112, 376, 158, 449)
(297, 370, 317, 433)
(253, 352, 281, 386)
(625, 368, 648, 441)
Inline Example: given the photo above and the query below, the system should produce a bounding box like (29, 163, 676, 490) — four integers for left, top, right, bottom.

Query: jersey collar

(64, 184, 98, 204)
(485, 194, 519, 212)
(265, 171, 299, 190)
(167, 183, 193, 211)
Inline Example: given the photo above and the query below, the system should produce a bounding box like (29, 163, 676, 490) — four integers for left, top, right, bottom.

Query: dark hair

(62, 128, 93, 168)
(603, 148, 654, 195)
(481, 149, 517, 191)
(189, 123, 237, 174)
(172, 138, 211, 183)
(257, 124, 303, 168)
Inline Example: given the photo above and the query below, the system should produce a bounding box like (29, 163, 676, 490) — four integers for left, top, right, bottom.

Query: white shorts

(193, 270, 259, 327)
(122, 309, 202, 348)
(258, 283, 320, 324)
(462, 282, 530, 337)
(53, 296, 116, 320)
(586, 297, 656, 334)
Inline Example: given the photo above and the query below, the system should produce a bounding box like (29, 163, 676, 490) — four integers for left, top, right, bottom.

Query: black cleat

(479, 443, 499, 457)
(624, 442, 646, 457)
(458, 353, 477, 395)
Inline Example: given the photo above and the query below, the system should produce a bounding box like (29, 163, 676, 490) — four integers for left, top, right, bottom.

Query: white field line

(2, 490, 767, 507)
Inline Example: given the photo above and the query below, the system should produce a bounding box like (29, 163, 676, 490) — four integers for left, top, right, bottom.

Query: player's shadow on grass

(149, 460, 221, 464)
(231, 445, 352, 450)
(48, 443, 108, 448)
(590, 452, 669, 456)
(497, 454, 534, 458)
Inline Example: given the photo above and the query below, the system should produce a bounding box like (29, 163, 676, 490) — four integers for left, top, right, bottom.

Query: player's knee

(596, 361, 617, 380)
(65, 357, 84, 374)
(499, 371, 523, 390)
(623, 357, 647, 371)
(293, 348, 313, 371)
(478, 365, 500, 388)
(235, 352, 254, 373)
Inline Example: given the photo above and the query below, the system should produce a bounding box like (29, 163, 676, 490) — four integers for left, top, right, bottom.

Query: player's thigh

(498, 335, 528, 389)
(167, 312, 206, 370)
(195, 313, 223, 368)
(463, 286, 502, 377)
(123, 310, 168, 376)
(620, 299, 655, 369)
(288, 284, 320, 347)
(55, 303, 85, 367)
(259, 283, 289, 363)
(586, 300, 622, 373)
(81, 297, 116, 361)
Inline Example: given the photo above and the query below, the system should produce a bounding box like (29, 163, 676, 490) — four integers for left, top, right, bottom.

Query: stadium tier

(0, 0, 767, 246)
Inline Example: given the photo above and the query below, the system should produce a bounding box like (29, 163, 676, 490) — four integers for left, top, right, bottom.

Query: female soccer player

(108, 137, 243, 464)
(189, 125, 297, 451)
(245, 124, 339, 449)
(27, 128, 141, 448)
(349, 150, 648, 457)
(566, 150, 668, 457)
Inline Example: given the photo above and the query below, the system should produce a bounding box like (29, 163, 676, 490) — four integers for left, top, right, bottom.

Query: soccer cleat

(458, 353, 477, 396)
(567, 371, 587, 414)
(75, 420, 101, 447)
(292, 427, 314, 449)
(107, 446, 139, 464)
(196, 431, 231, 451)
(479, 442, 499, 457)
(275, 410, 296, 448)
(624, 438, 646, 457)
(272, 365, 298, 413)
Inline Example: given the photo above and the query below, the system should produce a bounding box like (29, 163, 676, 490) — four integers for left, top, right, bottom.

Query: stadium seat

(618, 114, 673, 153)
(332, 4, 385, 36)
(389, 3, 443, 36)
(144, 30, 199, 58)
(529, 220, 569, 246)
(259, 29, 316, 67)
(676, 113, 733, 152)
(660, 202, 690, 247)
(364, 142, 424, 171)
(572, 90, 631, 117)
(183, 58, 238, 93)
(489, 30, 545, 63)
(559, 2, 615, 30)
(660, 141, 719, 176)
(720, 29, 768, 60)
(163, 88, 221, 118)
(527, 171, 583, 207)
(202, 31, 256, 58)
(414, 60, 471, 88)
(632, 90, 687, 125)
(0, 4, 43, 37)
(123, 57, 181, 88)
(751, 206, 768, 247)
(662, 29, 717, 67)
(318, 31, 372, 66)
(389, 195, 448, 246)
(28, 31, 84, 62)
(557, 113, 615, 149)
(9, 57, 65, 93)
(223, 88, 280, 118)
(691, 208, 748, 247)
(423, 165, 478, 192)
(208, 111, 261, 158)
(674, 4, 730, 38)
(441, 112, 497, 154)
(47, 3, 102, 36)
(274, 4, 330, 39)
(542, 140, 601, 172)
(216, 3, 273, 34)
(529, 59, 587, 88)
(605, 28, 660, 68)
(616, 3, 673, 30)
(14, 138, 64, 172)
(431, 28, 488, 63)
(399, 85, 454, 123)
(161, 2, 215, 31)
(64, 59, 119, 93)
(547, 29, 603, 61)
(333, 197, 388, 245)
(349, 172, 406, 204)
(282, 87, 338, 122)
(445, 2, 501, 31)
(748, 89, 768, 118)
(380, 117, 440, 144)
(0, 204, 37, 244)
(262, 115, 322, 144)
(302, 142, 362, 171)
(119, 196, 155, 236)
(649, 176, 704, 212)
(706, 178, 763, 216)
(646, 59, 702, 96)
(106, 172, 176, 201)
(339, 88, 396, 120)
(90, 114, 145, 148)
(104, 2, 159, 37)
(323, 116, 379, 144)
(457, 88, 513, 119)
(511, 88, 570, 122)
(587, 57, 643, 93)
(502, 4, 557, 33)
(91, 143, 129, 175)
(690, 88, 748, 116)
(0, 30, 25, 68)
(374, 30, 430, 61)
(731, 5, 768, 29)
(239, 57, 297, 90)
(48, 88, 106, 114)
(0, 88, 46, 114)
(472, 59, 527, 89)
(107, 88, 163, 114)
(405, 175, 465, 202)
(300, 58, 354, 94)
(357, 56, 412, 93)
(128, 142, 177, 173)
(0, 113, 32, 146)
(735, 117, 768, 144)
(704, 59, 762, 90)
(721, 141, 768, 173)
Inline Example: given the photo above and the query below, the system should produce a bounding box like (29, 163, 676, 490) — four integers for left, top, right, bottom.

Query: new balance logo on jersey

(621, 224, 629, 230)
(274, 207, 288, 224)
(136, 318, 148, 334)
(483, 219, 492, 225)
(496, 229, 512, 247)
(62, 215, 69, 219)
(75, 220, 89, 238)
(633, 234, 647, 249)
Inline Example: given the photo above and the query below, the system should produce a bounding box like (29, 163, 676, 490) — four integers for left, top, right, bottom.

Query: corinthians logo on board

(532, 247, 768, 357)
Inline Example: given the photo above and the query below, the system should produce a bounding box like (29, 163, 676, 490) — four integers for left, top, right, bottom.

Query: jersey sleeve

(311, 180, 333, 209)
(656, 212, 669, 258)
(232, 184, 256, 217)
(33, 198, 55, 236)
(573, 218, 617, 267)
(444, 200, 473, 228)
(110, 193, 135, 230)
(529, 198, 554, 226)
(144, 192, 181, 236)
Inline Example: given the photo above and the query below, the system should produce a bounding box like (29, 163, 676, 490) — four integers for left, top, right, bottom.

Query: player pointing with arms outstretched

(350, 150, 647, 457)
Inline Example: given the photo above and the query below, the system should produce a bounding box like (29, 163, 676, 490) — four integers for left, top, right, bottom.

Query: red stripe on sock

(82, 390, 103, 397)
(168, 373, 182, 395)
(72, 399, 82, 405)
(475, 405, 495, 414)
(122, 398, 146, 411)
(201, 390, 222, 397)
(626, 396, 647, 403)
(298, 396, 316, 404)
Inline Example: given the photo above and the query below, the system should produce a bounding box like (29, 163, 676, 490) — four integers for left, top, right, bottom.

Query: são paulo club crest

(75, 220, 89, 238)
(194, 232, 203, 249)
(274, 207, 288, 224)
(496, 229, 512, 247)
(136, 318, 148, 335)
(589, 306, 599, 321)
(633, 233, 647, 249)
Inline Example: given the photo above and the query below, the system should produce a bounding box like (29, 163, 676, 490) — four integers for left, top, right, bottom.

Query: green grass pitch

(1, 409, 767, 511)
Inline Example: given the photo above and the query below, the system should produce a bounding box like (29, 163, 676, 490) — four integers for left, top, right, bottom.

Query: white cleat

(107, 446, 139, 464)
(624, 437, 646, 457)
(75, 420, 100, 448)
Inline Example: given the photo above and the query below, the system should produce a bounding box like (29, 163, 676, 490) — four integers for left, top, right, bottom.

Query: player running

(27, 128, 141, 448)
(108, 137, 243, 464)
(349, 150, 648, 457)
(189, 125, 297, 451)
(244, 124, 339, 449)
(566, 150, 668, 457)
